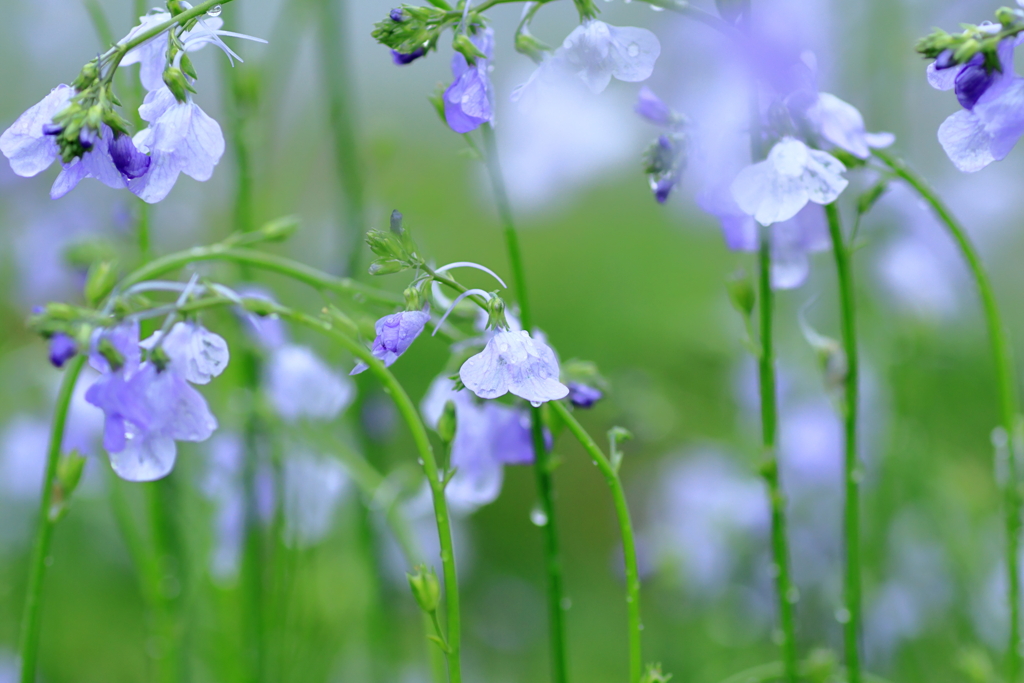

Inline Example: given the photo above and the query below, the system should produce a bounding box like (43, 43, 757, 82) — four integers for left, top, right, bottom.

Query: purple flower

(128, 87, 226, 203)
(444, 28, 494, 134)
(109, 133, 151, 179)
(730, 137, 847, 226)
(567, 382, 603, 408)
(265, 345, 354, 422)
(392, 47, 425, 65)
(460, 329, 569, 406)
(48, 333, 77, 368)
(635, 87, 674, 127)
(351, 310, 430, 375)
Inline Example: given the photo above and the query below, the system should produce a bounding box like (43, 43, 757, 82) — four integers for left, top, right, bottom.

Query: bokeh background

(1, 0, 1023, 681)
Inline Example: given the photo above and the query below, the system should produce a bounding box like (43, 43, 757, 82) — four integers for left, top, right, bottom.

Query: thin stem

(144, 479, 183, 683)
(313, 0, 367, 276)
(19, 355, 86, 683)
(874, 149, 1021, 682)
(758, 236, 798, 683)
(826, 202, 862, 683)
(550, 402, 642, 683)
(480, 122, 568, 683)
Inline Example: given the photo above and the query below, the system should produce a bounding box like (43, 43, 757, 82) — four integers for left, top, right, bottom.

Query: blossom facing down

(48, 333, 77, 368)
(129, 87, 226, 203)
(460, 330, 569, 406)
(351, 310, 431, 375)
(0, 85, 72, 177)
(731, 137, 847, 226)
(265, 345, 354, 422)
(140, 322, 230, 385)
(803, 92, 894, 159)
(85, 322, 225, 482)
(698, 185, 829, 290)
(444, 28, 494, 134)
(555, 21, 661, 94)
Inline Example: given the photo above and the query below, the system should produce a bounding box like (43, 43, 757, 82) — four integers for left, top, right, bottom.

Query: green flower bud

(485, 295, 508, 330)
(258, 215, 300, 242)
(953, 38, 981, 64)
(573, 0, 600, 21)
(452, 33, 487, 63)
(57, 450, 87, 498)
(407, 564, 442, 614)
(725, 271, 756, 318)
(163, 67, 191, 103)
(72, 61, 99, 90)
(404, 283, 427, 312)
(437, 400, 457, 445)
(97, 337, 126, 372)
(390, 209, 405, 236)
(514, 30, 550, 64)
(84, 260, 118, 307)
(368, 258, 408, 276)
(856, 181, 889, 216)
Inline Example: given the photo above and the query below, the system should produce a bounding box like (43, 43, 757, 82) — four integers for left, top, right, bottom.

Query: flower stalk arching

(550, 402, 644, 683)
(825, 202, 863, 683)
(873, 148, 1022, 683)
(19, 355, 86, 683)
(480, 120, 570, 683)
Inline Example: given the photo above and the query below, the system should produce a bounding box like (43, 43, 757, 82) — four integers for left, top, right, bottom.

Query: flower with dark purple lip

(48, 333, 77, 368)
(567, 382, 603, 408)
(392, 47, 426, 65)
(109, 133, 151, 180)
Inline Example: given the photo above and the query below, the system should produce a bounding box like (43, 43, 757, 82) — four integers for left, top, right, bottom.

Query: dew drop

(207, 4, 222, 16)
(627, 43, 640, 57)
(835, 607, 851, 624)
(530, 503, 548, 527)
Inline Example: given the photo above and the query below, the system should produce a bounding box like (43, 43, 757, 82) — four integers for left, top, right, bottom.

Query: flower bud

(57, 450, 87, 499)
(390, 209, 404, 236)
(84, 260, 117, 307)
(437, 400, 457, 445)
(572, 0, 600, 20)
(368, 258, 408, 276)
(452, 33, 487, 63)
(72, 61, 99, 90)
(163, 67, 191, 103)
(97, 337, 126, 372)
(48, 333, 78, 369)
(404, 283, 427, 312)
(258, 215, 300, 242)
(725, 271, 756, 318)
(407, 564, 442, 613)
(514, 30, 549, 64)
(485, 295, 508, 330)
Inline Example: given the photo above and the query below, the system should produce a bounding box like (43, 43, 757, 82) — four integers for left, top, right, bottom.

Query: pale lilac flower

(141, 321, 229, 384)
(460, 330, 569, 406)
(698, 185, 829, 289)
(48, 333, 77, 368)
(283, 452, 349, 547)
(444, 28, 494, 134)
(552, 21, 660, 94)
(422, 377, 537, 512)
(351, 310, 430, 375)
(731, 137, 847, 226)
(264, 345, 353, 422)
(121, 9, 266, 92)
(129, 87, 226, 203)
(801, 92, 895, 159)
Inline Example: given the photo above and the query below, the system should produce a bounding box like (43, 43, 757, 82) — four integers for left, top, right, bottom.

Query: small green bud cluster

(484, 295, 509, 330)
(573, 0, 601, 21)
(29, 303, 103, 351)
(366, 210, 423, 275)
(51, 62, 132, 163)
(916, 9, 1024, 72)
(49, 450, 89, 522)
(372, 5, 450, 58)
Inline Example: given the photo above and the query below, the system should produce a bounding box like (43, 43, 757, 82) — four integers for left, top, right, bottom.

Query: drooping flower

(264, 345, 354, 422)
(800, 92, 895, 159)
(422, 377, 537, 512)
(128, 86, 226, 203)
(48, 333, 78, 368)
(554, 20, 661, 94)
(730, 137, 848, 226)
(444, 28, 495, 134)
(698, 185, 830, 289)
(351, 310, 431, 375)
(460, 330, 569, 406)
(85, 321, 227, 481)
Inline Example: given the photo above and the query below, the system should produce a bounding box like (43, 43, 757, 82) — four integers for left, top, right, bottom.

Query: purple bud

(79, 128, 97, 151)
(934, 49, 956, 71)
(390, 8, 404, 21)
(49, 333, 78, 368)
(567, 382, 603, 408)
(392, 47, 426, 65)
(635, 87, 674, 127)
(110, 133, 152, 179)
(42, 123, 63, 136)
(653, 176, 676, 204)
(955, 56, 996, 110)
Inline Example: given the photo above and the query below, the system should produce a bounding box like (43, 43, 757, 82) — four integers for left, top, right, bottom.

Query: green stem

(550, 403, 642, 683)
(313, 0, 366, 276)
(874, 149, 1021, 682)
(826, 202, 862, 683)
(18, 355, 86, 683)
(757, 236, 798, 683)
(144, 479, 183, 683)
(480, 122, 568, 683)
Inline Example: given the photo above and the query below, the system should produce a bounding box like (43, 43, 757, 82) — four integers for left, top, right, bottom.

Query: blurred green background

(2, 0, 1024, 682)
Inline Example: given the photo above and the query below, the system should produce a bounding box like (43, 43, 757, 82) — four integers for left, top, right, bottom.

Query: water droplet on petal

(627, 43, 640, 57)
(207, 4, 222, 16)
(530, 503, 548, 526)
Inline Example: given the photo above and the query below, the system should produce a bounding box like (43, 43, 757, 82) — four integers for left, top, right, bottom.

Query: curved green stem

(826, 202, 862, 683)
(119, 245, 401, 306)
(550, 403, 642, 683)
(19, 355, 86, 683)
(757, 236, 799, 683)
(480, 122, 568, 683)
(874, 149, 1021, 682)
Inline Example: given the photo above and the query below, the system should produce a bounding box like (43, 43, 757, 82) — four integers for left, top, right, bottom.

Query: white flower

(0, 85, 71, 177)
(265, 345, 354, 422)
(129, 87, 225, 203)
(731, 137, 848, 226)
(140, 321, 230, 385)
(459, 330, 568, 406)
(804, 92, 895, 159)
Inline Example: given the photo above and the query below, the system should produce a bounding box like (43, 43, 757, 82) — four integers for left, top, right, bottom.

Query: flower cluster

(0, 5, 264, 202)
